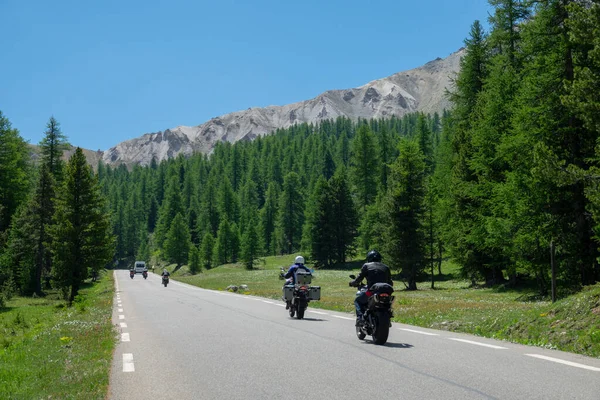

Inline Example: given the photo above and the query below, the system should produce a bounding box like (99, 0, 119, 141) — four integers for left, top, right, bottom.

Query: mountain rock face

(103, 49, 463, 166)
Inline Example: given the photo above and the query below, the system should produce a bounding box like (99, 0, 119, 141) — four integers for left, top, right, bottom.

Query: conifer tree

(240, 214, 260, 270)
(49, 148, 114, 305)
(154, 176, 185, 249)
(213, 219, 230, 265)
(302, 177, 334, 267)
(275, 172, 304, 254)
(39, 116, 69, 183)
(330, 166, 358, 264)
(350, 124, 378, 212)
(383, 139, 426, 290)
(188, 244, 201, 274)
(163, 212, 190, 270)
(259, 182, 279, 255)
(200, 232, 215, 270)
(0, 111, 30, 233)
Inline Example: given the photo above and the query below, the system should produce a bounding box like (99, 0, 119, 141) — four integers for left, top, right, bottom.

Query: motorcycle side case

(283, 285, 294, 301)
(308, 286, 321, 300)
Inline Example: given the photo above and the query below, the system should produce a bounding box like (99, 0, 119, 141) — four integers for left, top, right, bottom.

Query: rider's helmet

(366, 249, 382, 263)
(295, 255, 305, 265)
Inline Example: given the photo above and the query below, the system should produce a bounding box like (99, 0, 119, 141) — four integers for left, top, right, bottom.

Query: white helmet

(295, 255, 305, 264)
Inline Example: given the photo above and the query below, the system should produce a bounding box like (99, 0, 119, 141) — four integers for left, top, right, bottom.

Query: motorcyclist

(281, 255, 311, 309)
(349, 250, 393, 326)
(161, 269, 170, 279)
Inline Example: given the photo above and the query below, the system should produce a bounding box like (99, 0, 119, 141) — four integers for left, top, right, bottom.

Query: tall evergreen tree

(350, 124, 378, 213)
(383, 139, 427, 290)
(240, 214, 260, 270)
(163, 212, 191, 270)
(39, 116, 69, 183)
(275, 172, 304, 254)
(0, 111, 30, 234)
(154, 176, 185, 249)
(48, 148, 114, 305)
(200, 232, 215, 270)
(302, 177, 334, 267)
(329, 167, 358, 264)
(188, 244, 201, 274)
(259, 182, 279, 255)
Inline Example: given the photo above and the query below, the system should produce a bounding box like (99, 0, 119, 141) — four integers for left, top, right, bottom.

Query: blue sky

(0, 0, 492, 151)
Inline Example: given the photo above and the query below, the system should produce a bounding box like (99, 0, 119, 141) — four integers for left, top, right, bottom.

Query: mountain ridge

(102, 48, 463, 166)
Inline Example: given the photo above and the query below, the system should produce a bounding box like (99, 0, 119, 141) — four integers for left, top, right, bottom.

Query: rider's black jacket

(350, 262, 393, 288)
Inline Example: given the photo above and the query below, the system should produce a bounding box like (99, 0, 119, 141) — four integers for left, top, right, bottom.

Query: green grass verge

(0, 270, 117, 399)
(167, 256, 600, 358)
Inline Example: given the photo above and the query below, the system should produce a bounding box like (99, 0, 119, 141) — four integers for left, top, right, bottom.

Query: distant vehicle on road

(134, 261, 147, 274)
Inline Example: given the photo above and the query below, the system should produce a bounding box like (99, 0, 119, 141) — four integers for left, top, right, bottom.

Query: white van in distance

(134, 261, 147, 274)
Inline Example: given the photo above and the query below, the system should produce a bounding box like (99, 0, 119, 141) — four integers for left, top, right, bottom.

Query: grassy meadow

(0, 270, 116, 399)
(168, 255, 600, 358)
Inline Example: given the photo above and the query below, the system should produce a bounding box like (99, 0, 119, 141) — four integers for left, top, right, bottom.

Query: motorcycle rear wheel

(289, 306, 295, 318)
(296, 305, 305, 320)
(373, 314, 390, 345)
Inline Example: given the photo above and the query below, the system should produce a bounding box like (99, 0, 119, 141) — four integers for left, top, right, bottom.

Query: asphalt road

(109, 270, 600, 400)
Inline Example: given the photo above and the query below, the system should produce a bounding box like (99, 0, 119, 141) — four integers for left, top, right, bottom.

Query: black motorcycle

(349, 274, 394, 345)
(162, 275, 169, 287)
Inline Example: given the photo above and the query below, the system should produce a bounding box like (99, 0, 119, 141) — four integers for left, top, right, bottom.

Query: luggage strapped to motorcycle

(368, 282, 394, 294)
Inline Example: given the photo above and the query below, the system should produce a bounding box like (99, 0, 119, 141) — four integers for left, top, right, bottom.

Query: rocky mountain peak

(102, 49, 463, 166)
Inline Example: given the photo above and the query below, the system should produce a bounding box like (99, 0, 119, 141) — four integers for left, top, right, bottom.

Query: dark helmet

(366, 249, 382, 263)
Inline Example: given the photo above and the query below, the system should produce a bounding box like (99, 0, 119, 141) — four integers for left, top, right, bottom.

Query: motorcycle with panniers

(349, 274, 394, 345)
(280, 268, 320, 319)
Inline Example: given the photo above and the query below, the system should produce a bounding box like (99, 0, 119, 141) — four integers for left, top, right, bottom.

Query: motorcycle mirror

(349, 274, 356, 279)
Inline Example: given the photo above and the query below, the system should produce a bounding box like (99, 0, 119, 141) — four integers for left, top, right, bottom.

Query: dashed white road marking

(119, 315, 125, 320)
(121, 333, 130, 342)
(123, 353, 135, 372)
(525, 354, 600, 372)
(309, 311, 328, 315)
(400, 328, 440, 336)
(449, 338, 507, 349)
(331, 315, 354, 320)
(120, 322, 128, 328)
(274, 304, 285, 307)
(118, 308, 123, 312)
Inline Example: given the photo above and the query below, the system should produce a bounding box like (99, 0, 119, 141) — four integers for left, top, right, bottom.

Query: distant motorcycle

(162, 275, 169, 287)
(142, 271, 148, 279)
(280, 268, 320, 320)
(349, 274, 394, 345)
(130, 270, 134, 279)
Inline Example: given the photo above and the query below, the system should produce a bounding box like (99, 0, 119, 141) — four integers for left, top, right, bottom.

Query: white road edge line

(121, 333, 130, 342)
(449, 338, 507, 349)
(120, 322, 127, 328)
(261, 300, 275, 304)
(525, 354, 600, 372)
(331, 315, 354, 320)
(122, 353, 135, 372)
(400, 328, 439, 336)
(118, 308, 123, 312)
(274, 304, 285, 307)
(119, 315, 125, 320)
(309, 311, 328, 315)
